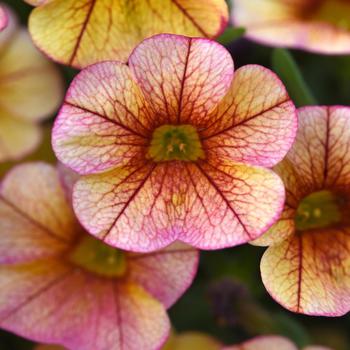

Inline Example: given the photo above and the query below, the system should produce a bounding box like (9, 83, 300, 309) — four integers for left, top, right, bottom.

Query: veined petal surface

(261, 228, 350, 316)
(202, 65, 297, 168)
(0, 163, 76, 263)
(0, 262, 169, 350)
(73, 160, 285, 251)
(0, 30, 63, 121)
(52, 61, 151, 175)
(129, 35, 233, 125)
(29, 0, 228, 68)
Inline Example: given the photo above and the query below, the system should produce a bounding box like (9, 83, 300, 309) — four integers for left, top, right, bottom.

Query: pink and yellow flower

(0, 162, 198, 350)
(233, 0, 350, 55)
(257, 106, 350, 316)
(224, 335, 332, 350)
(52, 34, 297, 252)
(25, 0, 228, 68)
(0, 5, 63, 162)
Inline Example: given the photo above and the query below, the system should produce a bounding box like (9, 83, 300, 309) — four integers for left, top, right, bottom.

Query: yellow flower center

(310, 0, 350, 30)
(69, 235, 127, 278)
(148, 124, 205, 162)
(295, 190, 343, 231)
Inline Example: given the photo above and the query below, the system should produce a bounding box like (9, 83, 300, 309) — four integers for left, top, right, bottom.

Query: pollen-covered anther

(148, 124, 205, 162)
(295, 190, 343, 231)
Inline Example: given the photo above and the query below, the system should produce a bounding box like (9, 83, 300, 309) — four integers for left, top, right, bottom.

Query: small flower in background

(224, 335, 332, 350)
(24, 0, 228, 68)
(256, 106, 350, 316)
(232, 0, 350, 54)
(0, 5, 7, 31)
(52, 33, 297, 252)
(0, 4, 63, 163)
(0, 162, 198, 350)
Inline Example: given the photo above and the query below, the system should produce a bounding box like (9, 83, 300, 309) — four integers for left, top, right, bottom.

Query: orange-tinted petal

(202, 65, 297, 168)
(303, 347, 333, 350)
(0, 163, 76, 264)
(0, 261, 170, 350)
(233, 0, 350, 55)
(164, 332, 220, 350)
(29, 0, 228, 68)
(0, 29, 63, 122)
(73, 160, 284, 251)
(0, 111, 41, 162)
(35, 346, 65, 350)
(129, 34, 233, 126)
(224, 335, 298, 350)
(52, 61, 151, 175)
(127, 242, 198, 308)
(261, 229, 350, 316)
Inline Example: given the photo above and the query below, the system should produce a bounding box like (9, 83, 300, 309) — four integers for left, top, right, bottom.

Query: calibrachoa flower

(25, 0, 228, 68)
(224, 335, 332, 350)
(0, 5, 63, 162)
(257, 106, 350, 316)
(52, 34, 297, 252)
(0, 162, 198, 350)
(233, 0, 350, 55)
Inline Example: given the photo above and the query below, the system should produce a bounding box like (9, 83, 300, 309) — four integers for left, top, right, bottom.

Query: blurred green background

(0, 0, 349, 349)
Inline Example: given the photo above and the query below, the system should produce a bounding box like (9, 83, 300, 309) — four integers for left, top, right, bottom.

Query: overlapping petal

(52, 61, 151, 175)
(74, 159, 285, 251)
(127, 242, 198, 308)
(224, 335, 298, 350)
(0, 262, 169, 350)
(164, 332, 220, 350)
(0, 5, 7, 31)
(260, 106, 350, 316)
(201, 65, 297, 167)
(261, 229, 350, 316)
(232, 0, 350, 54)
(128, 35, 234, 125)
(0, 163, 75, 263)
(29, 0, 228, 68)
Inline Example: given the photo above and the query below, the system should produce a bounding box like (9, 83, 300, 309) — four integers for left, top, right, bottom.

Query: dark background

(0, 1, 349, 349)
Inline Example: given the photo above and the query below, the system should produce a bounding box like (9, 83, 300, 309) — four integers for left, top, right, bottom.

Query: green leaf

(272, 48, 317, 107)
(217, 27, 246, 45)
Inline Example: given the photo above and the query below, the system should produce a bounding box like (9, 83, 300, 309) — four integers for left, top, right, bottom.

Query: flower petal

(73, 160, 285, 251)
(165, 332, 220, 350)
(0, 262, 170, 350)
(0, 6, 8, 31)
(0, 5, 17, 49)
(0, 111, 41, 162)
(201, 65, 297, 168)
(35, 346, 65, 350)
(261, 230, 350, 316)
(24, 0, 54, 6)
(0, 30, 63, 122)
(52, 61, 151, 175)
(29, 0, 228, 68)
(232, 0, 350, 55)
(224, 335, 298, 350)
(0, 163, 76, 263)
(129, 34, 233, 125)
(127, 242, 198, 308)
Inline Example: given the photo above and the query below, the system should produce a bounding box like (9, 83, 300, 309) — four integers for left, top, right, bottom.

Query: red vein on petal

(101, 164, 157, 241)
(64, 101, 149, 139)
(322, 107, 331, 187)
(0, 194, 72, 244)
(68, 0, 97, 66)
(171, 0, 209, 37)
(113, 282, 124, 350)
(176, 38, 192, 124)
(128, 248, 196, 261)
(0, 266, 74, 323)
(201, 98, 290, 140)
(296, 234, 303, 313)
(195, 162, 253, 240)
